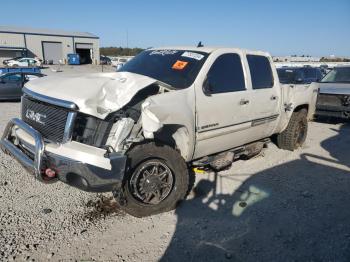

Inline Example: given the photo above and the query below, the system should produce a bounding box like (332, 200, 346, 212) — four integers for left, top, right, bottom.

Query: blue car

(0, 72, 45, 101)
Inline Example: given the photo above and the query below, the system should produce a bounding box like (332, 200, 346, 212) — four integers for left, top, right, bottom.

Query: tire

(115, 142, 193, 217)
(277, 109, 308, 151)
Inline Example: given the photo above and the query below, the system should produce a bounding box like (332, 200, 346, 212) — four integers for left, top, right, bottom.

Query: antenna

(197, 41, 203, 47)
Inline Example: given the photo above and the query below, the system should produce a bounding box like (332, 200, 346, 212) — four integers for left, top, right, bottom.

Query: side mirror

(203, 76, 212, 96)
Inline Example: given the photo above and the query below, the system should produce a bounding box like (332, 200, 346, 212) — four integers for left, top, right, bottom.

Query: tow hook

(45, 168, 56, 178)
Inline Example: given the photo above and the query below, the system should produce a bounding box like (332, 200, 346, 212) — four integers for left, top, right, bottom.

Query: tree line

(100, 47, 145, 57)
(320, 57, 350, 62)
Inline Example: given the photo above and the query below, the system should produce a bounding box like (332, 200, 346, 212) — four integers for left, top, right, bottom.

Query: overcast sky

(1, 0, 349, 56)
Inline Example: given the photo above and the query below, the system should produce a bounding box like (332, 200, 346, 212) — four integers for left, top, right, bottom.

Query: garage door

(42, 42, 63, 64)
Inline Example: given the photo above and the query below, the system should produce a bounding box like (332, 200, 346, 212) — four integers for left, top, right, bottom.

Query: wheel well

(152, 124, 191, 160)
(294, 104, 308, 113)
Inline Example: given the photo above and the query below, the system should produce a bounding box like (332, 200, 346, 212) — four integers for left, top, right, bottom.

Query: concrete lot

(0, 66, 349, 261)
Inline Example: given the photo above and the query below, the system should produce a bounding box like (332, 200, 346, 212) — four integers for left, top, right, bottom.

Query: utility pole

(126, 29, 129, 49)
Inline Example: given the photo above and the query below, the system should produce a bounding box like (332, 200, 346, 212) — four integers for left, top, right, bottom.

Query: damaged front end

(0, 73, 173, 192)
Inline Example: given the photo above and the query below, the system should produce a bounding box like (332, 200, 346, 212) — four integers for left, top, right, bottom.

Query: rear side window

(247, 55, 274, 89)
(207, 53, 246, 94)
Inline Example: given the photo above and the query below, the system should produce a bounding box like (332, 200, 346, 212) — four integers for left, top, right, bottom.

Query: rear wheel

(277, 109, 308, 151)
(115, 142, 192, 217)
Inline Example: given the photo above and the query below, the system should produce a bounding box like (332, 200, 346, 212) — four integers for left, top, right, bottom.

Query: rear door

(245, 54, 281, 137)
(0, 73, 23, 99)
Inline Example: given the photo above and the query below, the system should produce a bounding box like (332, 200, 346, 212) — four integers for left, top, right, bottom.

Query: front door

(194, 51, 255, 159)
(0, 73, 23, 99)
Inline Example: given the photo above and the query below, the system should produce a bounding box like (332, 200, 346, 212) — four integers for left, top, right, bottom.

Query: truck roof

(149, 46, 271, 57)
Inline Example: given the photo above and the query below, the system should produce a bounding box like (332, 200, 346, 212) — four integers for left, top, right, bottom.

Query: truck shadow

(321, 123, 350, 167)
(161, 126, 350, 261)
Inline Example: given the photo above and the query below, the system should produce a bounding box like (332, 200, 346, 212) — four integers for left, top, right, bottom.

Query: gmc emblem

(25, 109, 47, 125)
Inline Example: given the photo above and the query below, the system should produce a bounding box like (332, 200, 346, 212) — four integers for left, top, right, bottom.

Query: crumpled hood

(25, 72, 161, 119)
(318, 82, 350, 95)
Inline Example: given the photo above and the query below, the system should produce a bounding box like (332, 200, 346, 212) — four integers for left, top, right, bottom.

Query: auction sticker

(172, 60, 188, 70)
(181, 51, 204, 61)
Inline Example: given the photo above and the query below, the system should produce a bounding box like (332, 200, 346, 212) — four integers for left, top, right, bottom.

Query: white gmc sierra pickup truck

(0, 47, 318, 217)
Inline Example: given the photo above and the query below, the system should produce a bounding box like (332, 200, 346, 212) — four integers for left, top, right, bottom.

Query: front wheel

(277, 109, 308, 151)
(115, 143, 193, 217)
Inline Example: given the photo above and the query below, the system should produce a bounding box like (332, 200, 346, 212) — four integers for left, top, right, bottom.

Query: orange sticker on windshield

(172, 60, 188, 70)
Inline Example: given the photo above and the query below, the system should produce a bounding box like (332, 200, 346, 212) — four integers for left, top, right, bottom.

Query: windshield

(322, 67, 350, 83)
(277, 68, 297, 84)
(302, 68, 317, 78)
(119, 49, 209, 89)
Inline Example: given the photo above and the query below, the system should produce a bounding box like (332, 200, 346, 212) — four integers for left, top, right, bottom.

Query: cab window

(247, 55, 274, 89)
(207, 53, 246, 94)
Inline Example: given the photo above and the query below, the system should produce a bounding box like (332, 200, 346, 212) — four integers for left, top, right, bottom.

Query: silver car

(316, 66, 350, 119)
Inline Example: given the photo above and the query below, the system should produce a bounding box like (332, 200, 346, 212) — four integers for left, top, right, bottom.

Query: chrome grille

(21, 96, 69, 143)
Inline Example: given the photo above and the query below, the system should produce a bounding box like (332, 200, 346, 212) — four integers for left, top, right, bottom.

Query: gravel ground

(0, 66, 349, 261)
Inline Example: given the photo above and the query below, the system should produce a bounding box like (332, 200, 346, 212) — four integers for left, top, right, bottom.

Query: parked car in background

(2, 56, 23, 66)
(112, 57, 133, 69)
(319, 64, 331, 76)
(316, 66, 350, 119)
(6, 58, 42, 67)
(100, 56, 112, 65)
(0, 72, 45, 100)
(277, 67, 323, 84)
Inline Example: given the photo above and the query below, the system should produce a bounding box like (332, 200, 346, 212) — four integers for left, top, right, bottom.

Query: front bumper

(315, 105, 350, 119)
(0, 118, 127, 192)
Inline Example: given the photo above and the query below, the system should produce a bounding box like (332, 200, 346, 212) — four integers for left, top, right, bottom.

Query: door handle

(270, 95, 278, 101)
(239, 99, 250, 105)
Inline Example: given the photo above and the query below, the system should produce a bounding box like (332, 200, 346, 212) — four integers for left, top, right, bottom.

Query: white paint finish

(25, 72, 161, 119)
(22, 46, 318, 163)
(141, 88, 196, 161)
(193, 48, 277, 158)
(15, 128, 111, 170)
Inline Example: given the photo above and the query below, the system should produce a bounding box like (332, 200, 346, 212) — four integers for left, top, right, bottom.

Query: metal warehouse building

(0, 26, 100, 64)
